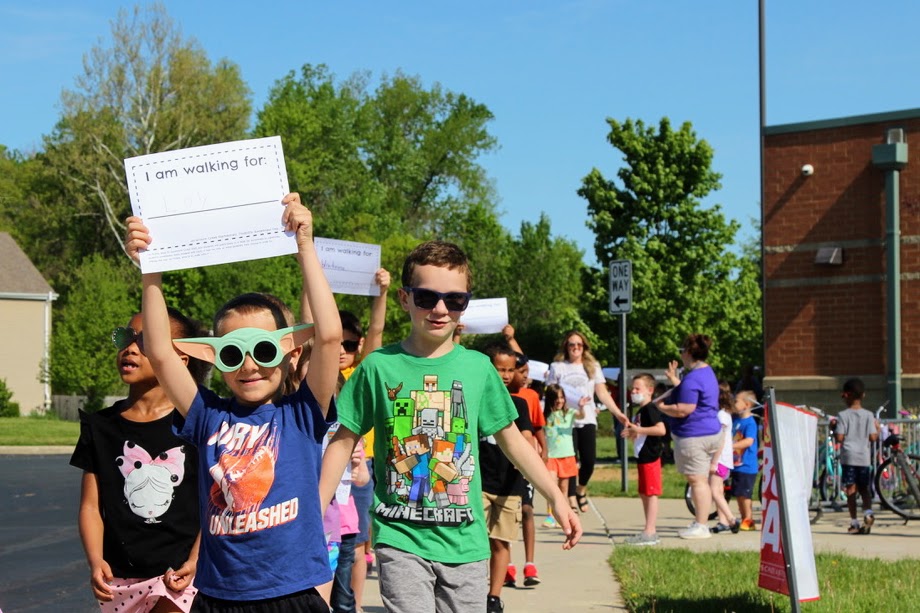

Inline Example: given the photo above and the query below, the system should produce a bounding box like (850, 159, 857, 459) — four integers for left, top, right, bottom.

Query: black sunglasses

(342, 339, 360, 352)
(402, 287, 472, 312)
(112, 326, 144, 353)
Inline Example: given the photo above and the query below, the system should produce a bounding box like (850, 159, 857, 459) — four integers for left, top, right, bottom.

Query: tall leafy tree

(39, 2, 251, 265)
(578, 117, 761, 376)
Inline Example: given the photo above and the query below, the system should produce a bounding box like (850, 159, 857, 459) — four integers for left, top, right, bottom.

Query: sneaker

(730, 519, 741, 534)
(523, 563, 541, 586)
(624, 532, 660, 546)
(542, 515, 558, 529)
(503, 564, 516, 588)
(487, 595, 504, 613)
(860, 513, 875, 535)
(678, 522, 712, 540)
(739, 519, 757, 531)
(710, 522, 731, 534)
(847, 522, 861, 534)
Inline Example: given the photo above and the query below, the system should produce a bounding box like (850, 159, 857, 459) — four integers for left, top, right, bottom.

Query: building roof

(0, 232, 54, 296)
(766, 107, 920, 136)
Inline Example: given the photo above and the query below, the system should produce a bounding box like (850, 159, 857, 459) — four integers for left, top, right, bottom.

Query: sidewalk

(357, 496, 920, 612)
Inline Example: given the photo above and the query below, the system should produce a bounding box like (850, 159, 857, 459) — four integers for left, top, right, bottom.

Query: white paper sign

(526, 359, 550, 382)
(315, 238, 382, 296)
(124, 136, 292, 273)
(459, 298, 508, 334)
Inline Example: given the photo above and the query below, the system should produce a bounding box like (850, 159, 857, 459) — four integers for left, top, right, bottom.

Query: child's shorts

(192, 587, 328, 612)
(841, 464, 871, 488)
(481, 492, 522, 542)
(730, 471, 757, 498)
(546, 456, 578, 479)
(100, 575, 197, 613)
(716, 464, 731, 480)
(327, 541, 340, 572)
(637, 458, 662, 497)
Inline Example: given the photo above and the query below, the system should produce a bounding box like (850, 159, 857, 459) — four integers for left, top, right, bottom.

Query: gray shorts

(377, 545, 488, 612)
(673, 431, 723, 476)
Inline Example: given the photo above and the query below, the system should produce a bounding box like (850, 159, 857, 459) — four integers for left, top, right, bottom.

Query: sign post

(609, 260, 632, 491)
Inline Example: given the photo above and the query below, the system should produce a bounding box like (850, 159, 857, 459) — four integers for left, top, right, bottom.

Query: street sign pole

(609, 260, 633, 492)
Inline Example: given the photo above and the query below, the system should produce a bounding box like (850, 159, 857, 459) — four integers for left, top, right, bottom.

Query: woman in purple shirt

(657, 334, 721, 539)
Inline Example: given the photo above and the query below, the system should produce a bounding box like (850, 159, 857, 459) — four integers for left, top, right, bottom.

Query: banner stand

(764, 387, 801, 613)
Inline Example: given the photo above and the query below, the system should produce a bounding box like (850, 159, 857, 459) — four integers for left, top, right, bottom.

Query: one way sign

(608, 260, 632, 314)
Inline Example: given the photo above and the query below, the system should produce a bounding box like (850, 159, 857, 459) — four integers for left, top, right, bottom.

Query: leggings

(568, 424, 597, 495)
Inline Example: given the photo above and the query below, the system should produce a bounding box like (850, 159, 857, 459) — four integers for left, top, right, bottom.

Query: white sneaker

(678, 522, 712, 540)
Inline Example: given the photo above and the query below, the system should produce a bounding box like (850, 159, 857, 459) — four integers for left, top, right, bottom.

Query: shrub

(0, 378, 21, 418)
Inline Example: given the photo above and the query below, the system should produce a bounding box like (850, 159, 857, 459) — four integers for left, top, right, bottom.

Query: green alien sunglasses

(172, 324, 314, 373)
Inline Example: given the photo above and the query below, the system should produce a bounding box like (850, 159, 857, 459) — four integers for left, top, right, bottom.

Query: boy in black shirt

(482, 343, 533, 612)
(622, 373, 666, 545)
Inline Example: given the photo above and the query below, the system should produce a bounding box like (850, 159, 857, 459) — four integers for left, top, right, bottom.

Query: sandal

(576, 493, 589, 513)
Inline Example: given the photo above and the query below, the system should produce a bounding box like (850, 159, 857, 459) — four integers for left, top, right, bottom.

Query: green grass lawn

(0, 416, 80, 446)
(611, 547, 918, 612)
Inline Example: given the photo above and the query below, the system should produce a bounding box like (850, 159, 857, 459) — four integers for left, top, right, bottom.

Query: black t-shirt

(636, 402, 665, 464)
(70, 401, 200, 578)
(479, 395, 533, 496)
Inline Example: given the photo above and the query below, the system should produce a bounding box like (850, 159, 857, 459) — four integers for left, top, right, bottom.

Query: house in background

(763, 108, 919, 411)
(0, 232, 56, 415)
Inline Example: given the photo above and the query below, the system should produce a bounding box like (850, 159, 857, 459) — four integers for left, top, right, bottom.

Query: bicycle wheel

(683, 482, 726, 521)
(875, 454, 920, 520)
(808, 485, 823, 525)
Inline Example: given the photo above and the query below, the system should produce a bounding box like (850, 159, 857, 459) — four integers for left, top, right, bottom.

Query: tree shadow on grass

(630, 595, 786, 613)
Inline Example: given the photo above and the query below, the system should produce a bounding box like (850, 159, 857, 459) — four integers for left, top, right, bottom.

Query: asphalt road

(0, 454, 99, 612)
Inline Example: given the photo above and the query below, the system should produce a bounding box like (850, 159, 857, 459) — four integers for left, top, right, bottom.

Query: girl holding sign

(125, 192, 341, 612)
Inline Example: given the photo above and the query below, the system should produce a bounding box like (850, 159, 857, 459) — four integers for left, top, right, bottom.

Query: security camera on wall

(801, 164, 815, 176)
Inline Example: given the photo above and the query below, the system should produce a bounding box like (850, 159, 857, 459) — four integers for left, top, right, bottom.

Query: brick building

(763, 108, 919, 411)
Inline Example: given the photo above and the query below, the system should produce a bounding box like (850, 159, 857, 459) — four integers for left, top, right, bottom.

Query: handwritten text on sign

(314, 238, 382, 297)
(124, 136, 291, 273)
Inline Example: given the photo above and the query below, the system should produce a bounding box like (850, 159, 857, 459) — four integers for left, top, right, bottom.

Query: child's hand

(124, 216, 151, 265)
(164, 560, 196, 592)
(89, 559, 115, 601)
(281, 193, 313, 246)
(375, 268, 391, 292)
(621, 422, 637, 440)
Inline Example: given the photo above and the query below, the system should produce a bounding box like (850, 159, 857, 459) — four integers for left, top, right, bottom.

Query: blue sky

(3, 1, 920, 265)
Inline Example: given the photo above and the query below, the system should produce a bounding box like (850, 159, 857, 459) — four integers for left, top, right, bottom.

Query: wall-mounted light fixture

(814, 247, 842, 265)
(801, 164, 814, 176)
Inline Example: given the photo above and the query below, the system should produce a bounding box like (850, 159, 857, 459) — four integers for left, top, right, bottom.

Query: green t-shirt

(545, 409, 577, 459)
(336, 343, 517, 563)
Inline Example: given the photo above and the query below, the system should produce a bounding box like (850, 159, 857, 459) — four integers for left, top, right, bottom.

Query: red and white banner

(758, 401, 820, 601)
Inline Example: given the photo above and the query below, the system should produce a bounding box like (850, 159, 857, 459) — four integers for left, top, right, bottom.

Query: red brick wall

(764, 115, 920, 380)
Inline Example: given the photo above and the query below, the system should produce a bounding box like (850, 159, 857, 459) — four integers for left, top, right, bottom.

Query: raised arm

(126, 217, 198, 416)
(362, 268, 391, 356)
(282, 193, 342, 416)
(502, 324, 524, 355)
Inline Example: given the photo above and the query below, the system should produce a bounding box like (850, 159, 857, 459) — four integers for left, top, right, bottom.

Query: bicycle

(874, 433, 920, 520)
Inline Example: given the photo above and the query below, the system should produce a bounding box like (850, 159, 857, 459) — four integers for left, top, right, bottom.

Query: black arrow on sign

(613, 296, 629, 308)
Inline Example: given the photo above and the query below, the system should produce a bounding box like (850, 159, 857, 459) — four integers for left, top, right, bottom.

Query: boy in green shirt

(320, 240, 581, 611)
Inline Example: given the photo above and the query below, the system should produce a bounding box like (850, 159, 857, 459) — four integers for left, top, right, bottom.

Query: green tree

(40, 2, 251, 266)
(578, 117, 762, 376)
(49, 255, 140, 411)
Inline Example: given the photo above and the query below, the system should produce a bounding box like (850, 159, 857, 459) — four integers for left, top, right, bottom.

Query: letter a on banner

(758, 392, 820, 603)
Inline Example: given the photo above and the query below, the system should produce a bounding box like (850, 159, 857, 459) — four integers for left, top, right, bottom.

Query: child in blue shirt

(731, 390, 760, 531)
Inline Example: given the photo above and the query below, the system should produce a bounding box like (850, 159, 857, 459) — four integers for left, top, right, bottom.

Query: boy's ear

(397, 287, 412, 312)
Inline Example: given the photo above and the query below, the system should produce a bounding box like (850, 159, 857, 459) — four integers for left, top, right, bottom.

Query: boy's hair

(401, 240, 472, 291)
(214, 292, 294, 332)
(166, 307, 210, 386)
(632, 373, 656, 392)
(736, 390, 758, 408)
(681, 333, 713, 361)
(484, 341, 516, 363)
(718, 379, 733, 411)
(340, 310, 364, 338)
(213, 292, 299, 395)
(543, 383, 565, 419)
(843, 377, 865, 399)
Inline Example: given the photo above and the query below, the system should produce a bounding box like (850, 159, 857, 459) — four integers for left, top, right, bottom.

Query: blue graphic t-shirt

(731, 415, 760, 474)
(176, 383, 335, 600)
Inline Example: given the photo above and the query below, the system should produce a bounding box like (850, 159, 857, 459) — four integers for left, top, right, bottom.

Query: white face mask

(630, 392, 645, 405)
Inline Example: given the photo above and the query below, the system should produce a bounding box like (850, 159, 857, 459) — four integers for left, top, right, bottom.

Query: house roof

(0, 232, 54, 296)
